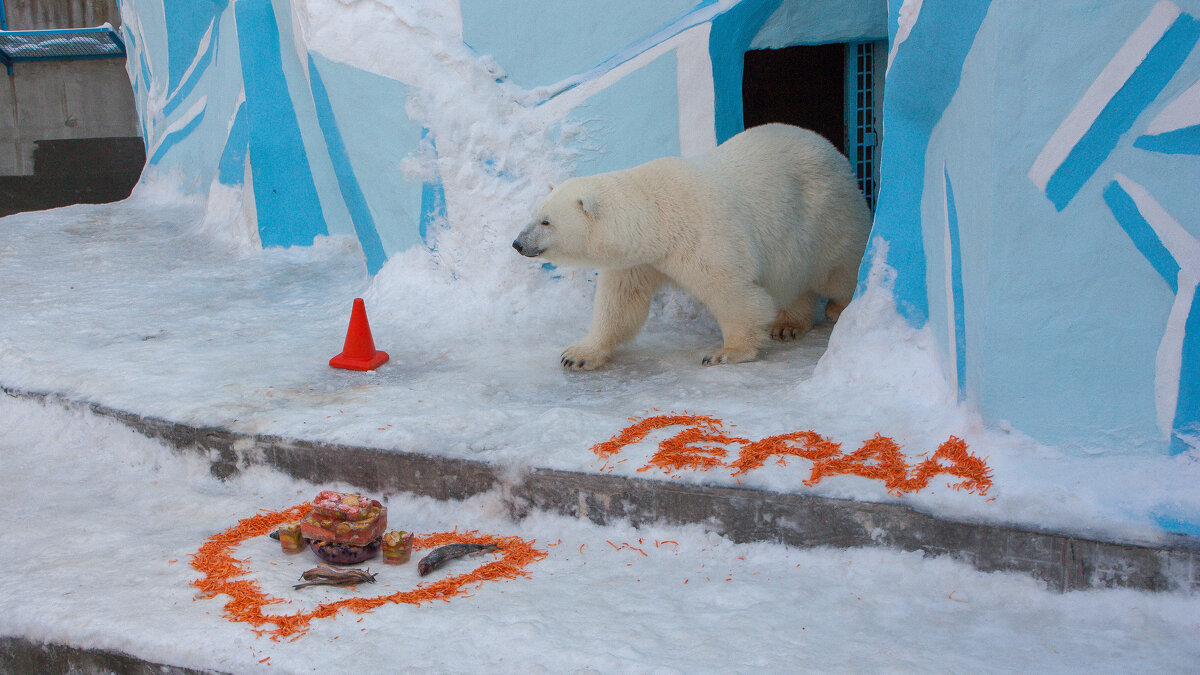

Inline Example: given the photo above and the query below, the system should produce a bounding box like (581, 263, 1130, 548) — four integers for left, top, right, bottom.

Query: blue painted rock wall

(873, 0, 1200, 456)
(116, 0, 882, 269)
(114, 0, 1199, 463)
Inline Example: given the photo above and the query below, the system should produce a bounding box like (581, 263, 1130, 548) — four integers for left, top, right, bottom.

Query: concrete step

(10, 386, 1200, 595)
(0, 637, 217, 675)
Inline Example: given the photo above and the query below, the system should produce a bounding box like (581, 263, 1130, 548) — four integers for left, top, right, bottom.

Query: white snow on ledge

(2, 392, 1197, 672)
(1, 184, 1197, 550)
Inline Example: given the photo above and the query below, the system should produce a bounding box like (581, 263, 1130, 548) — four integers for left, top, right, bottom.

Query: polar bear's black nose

(513, 236, 543, 257)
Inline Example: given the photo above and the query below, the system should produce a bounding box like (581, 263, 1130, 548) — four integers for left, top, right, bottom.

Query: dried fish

(417, 543, 500, 576)
(293, 564, 377, 590)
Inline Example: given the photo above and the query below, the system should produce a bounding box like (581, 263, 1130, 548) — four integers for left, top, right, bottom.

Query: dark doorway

(742, 44, 846, 154)
(0, 138, 145, 218)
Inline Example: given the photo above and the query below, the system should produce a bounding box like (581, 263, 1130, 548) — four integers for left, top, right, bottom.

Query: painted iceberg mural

(115, 0, 1198, 473)
(872, 0, 1200, 457)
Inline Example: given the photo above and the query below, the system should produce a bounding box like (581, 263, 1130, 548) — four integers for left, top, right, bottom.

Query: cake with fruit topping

(299, 491, 387, 564)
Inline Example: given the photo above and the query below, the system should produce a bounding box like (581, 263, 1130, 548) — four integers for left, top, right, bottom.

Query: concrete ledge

(10, 387, 1200, 594)
(0, 636, 219, 675)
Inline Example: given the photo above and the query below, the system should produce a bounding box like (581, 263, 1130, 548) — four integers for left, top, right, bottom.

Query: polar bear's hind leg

(697, 281, 775, 366)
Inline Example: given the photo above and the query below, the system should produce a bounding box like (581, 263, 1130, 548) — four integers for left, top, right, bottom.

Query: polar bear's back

(686, 123, 872, 304)
(697, 124, 866, 237)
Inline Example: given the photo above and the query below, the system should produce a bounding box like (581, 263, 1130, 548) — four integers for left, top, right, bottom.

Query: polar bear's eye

(540, 219, 550, 227)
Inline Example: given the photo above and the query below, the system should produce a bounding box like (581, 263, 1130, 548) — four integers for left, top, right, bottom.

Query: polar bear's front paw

(561, 344, 609, 370)
(701, 346, 758, 366)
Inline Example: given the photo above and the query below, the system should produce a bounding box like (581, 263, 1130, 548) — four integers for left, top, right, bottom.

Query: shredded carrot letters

(592, 413, 992, 496)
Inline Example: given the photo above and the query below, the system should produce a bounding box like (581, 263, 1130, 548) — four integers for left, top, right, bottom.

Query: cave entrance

(743, 41, 885, 211)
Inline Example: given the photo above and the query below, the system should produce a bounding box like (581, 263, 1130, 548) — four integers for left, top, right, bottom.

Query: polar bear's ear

(578, 195, 598, 219)
(548, 182, 556, 192)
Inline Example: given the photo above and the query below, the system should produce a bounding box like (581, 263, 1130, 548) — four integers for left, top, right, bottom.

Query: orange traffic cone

(329, 298, 389, 371)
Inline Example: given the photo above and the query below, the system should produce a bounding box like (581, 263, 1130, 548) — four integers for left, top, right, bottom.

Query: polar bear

(512, 123, 872, 369)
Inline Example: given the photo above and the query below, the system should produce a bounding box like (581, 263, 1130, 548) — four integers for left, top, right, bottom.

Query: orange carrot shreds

(606, 540, 650, 557)
(190, 505, 546, 640)
(806, 433, 910, 493)
(906, 436, 993, 495)
(729, 430, 842, 476)
(804, 434, 993, 496)
(595, 411, 994, 498)
(591, 414, 725, 458)
(637, 426, 750, 474)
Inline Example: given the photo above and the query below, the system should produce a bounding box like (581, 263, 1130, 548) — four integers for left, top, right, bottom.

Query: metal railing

(0, 1, 125, 75)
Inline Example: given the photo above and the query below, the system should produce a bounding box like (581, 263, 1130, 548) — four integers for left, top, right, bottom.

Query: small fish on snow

(293, 564, 377, 589)
(417, 543, 500, 576)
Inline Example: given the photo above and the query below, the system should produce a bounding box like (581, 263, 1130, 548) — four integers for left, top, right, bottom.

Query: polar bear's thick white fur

(512, 123, 872, 369)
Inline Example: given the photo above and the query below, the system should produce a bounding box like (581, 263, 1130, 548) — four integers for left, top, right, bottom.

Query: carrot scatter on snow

(592, 414, 992, 496)
(189, 504, 546, 640)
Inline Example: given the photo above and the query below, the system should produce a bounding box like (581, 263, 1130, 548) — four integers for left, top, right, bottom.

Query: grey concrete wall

(3, 0, 120, 29)
(1, 0, 139, 176)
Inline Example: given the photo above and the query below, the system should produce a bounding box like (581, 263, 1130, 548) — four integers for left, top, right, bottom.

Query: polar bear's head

(512, 179, 602, 267)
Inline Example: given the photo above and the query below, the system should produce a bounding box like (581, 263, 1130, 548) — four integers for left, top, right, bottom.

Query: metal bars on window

(846, 40, 882, 212)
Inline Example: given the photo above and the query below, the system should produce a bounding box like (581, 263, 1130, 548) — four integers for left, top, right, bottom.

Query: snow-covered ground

(0, 2, 1194, 670)
(1, 183, 1197, 546)
(0, 184, 1197, 671)
(2, 393, 1198, 673)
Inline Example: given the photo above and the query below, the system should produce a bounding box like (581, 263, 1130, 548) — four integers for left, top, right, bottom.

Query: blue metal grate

(0, 25, 126, 75)
(847, 41, 882, 212)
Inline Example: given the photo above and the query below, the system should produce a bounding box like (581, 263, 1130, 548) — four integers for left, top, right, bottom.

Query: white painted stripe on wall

(121, 1, 167, 124)
(1145, 76, 1200, 135)
(1115, 173, 1200, 272)
(287, 1, 311, 87)
(1159, 274, 1196, 437)
(164, 19, 214, 104)
(1028, 0, 1181, 191)
(229, 89, 247, 134)
(145, 96, 207, 162)
(886, 0, 923, 74)
(674, 22, 717, 157)
(1114, 173, 1200, 438)
(539, 24, 715, 150)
